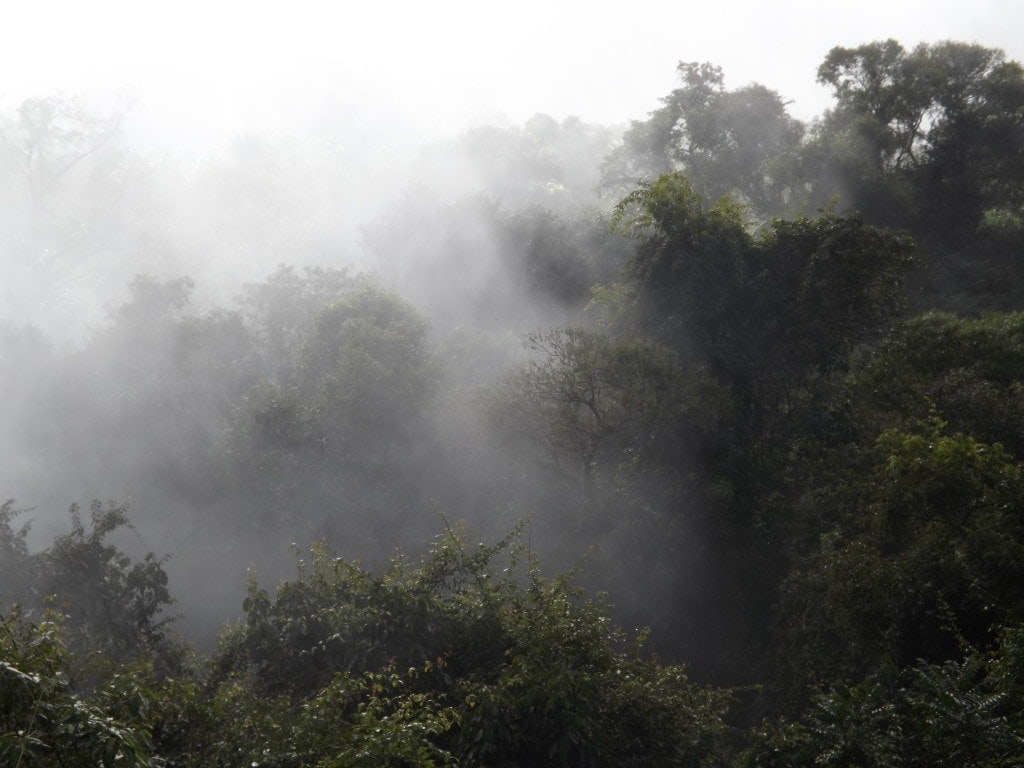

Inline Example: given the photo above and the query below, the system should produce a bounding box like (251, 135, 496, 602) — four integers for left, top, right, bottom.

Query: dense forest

(3, 39, 1024, 766)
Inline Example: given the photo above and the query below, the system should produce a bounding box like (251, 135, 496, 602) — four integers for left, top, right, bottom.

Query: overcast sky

(4, 1, 1024, 148)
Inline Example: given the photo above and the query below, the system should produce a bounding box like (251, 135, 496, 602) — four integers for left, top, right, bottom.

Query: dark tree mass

(3, 40, 1024, 767)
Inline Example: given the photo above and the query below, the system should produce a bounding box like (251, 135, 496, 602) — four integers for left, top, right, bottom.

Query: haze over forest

(3, 4, 1024, 767)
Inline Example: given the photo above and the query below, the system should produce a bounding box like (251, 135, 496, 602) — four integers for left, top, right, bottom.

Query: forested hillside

(3, 40, 1024, 767)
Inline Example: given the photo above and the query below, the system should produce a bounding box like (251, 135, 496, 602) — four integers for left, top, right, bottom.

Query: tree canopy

(4, 35, 1024, 768)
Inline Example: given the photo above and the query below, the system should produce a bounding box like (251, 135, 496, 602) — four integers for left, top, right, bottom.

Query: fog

(3, 1, 1023, 658)
(0, 88, 631, 644)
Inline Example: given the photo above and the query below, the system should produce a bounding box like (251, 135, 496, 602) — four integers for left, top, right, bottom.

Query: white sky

(4, 1, 1024, 148)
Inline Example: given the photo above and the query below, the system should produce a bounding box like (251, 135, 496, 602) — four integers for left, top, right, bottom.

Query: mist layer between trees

(3, 39, 1024, 767)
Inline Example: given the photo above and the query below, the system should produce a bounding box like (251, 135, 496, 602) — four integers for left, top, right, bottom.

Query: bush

(201, 525, 731, 768)
(0, 609, 152, 768)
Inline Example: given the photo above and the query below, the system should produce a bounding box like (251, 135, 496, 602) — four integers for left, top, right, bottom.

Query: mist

(4, 1, 1024, 667)
(0, 71, 640, 644)
(7, 7, 1024, 765)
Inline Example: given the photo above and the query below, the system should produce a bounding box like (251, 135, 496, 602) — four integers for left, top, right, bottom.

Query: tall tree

(808, 41, 1024, 308)
(602, 62, 805, 216)
(614, 175, 912, 481)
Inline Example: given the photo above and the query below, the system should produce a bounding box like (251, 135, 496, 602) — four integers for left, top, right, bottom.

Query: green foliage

(7, 39, 1024, 768)
(608, 42, 1024, 312)
(0, 499, 179, 673)
(778, 422, 1024, 692)
(499, 206, 631, 308)
(450, 575, 730, 768)
(136, 663, 460, 768)
(493, 326, 720, 495)
(611, 174, 751, 364)
(814, 39, 1024, 215)
(299, 286, 434, 446)
(0, 610, 152, 768)
(851, 311, 1024, 457)
(236, 264, 364, 374)
(773, 310, 1024, 690)
(42, 501, 177, 664)
(488, 323, 739, 672)
(746, 630, 1024, 768)
(602, 62, 805, 216)
(214, 529, 512, 698)
(616, 174, 912, 380)
(202, 527, 730, 768)
(228, 281, 439, 531)
(614, 173, 912, 515)
(809, 40, 1024, 309)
